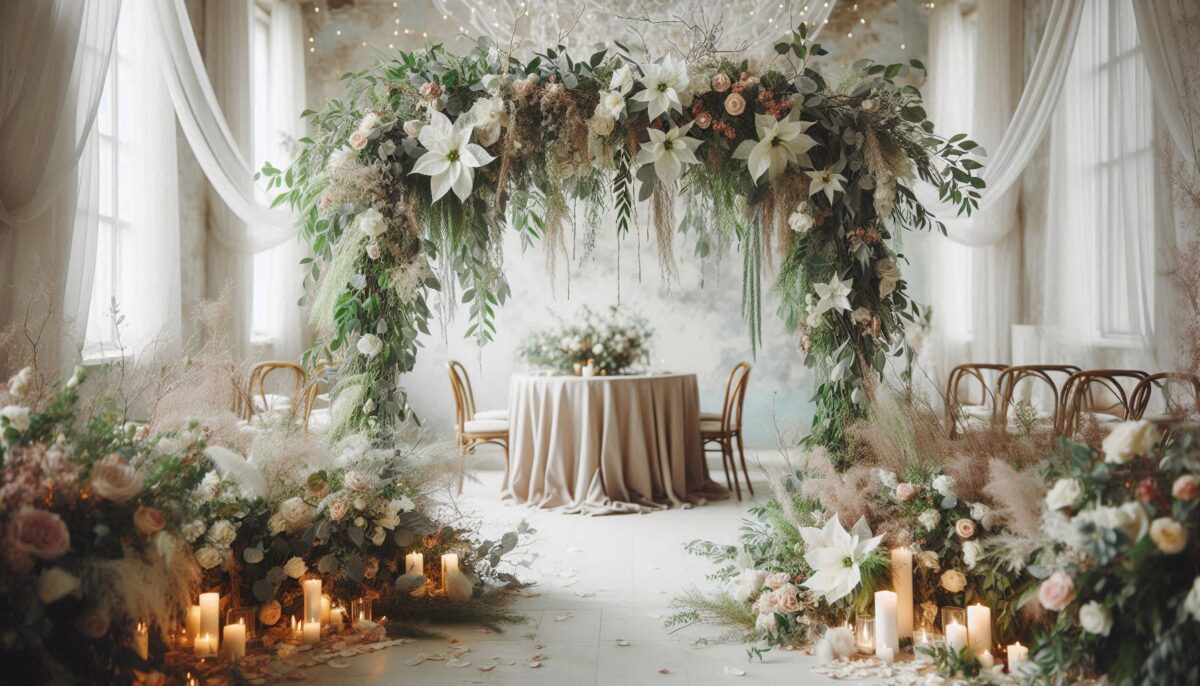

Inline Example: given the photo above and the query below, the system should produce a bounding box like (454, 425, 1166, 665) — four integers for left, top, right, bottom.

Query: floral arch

(266, 25, 981, 458)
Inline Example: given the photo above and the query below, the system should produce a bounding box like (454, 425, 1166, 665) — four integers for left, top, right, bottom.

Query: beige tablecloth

(503, 373, 729, 515)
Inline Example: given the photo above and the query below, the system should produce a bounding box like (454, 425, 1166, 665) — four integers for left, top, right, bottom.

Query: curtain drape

(1134, 0, 1200, 167)
(0, 0, 121, 372)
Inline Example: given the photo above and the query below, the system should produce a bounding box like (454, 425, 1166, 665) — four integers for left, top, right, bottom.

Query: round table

(502, 373, 729, 514)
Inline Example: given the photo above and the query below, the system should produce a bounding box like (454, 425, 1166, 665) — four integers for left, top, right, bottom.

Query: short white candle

(405, 552, 424, 576)
(320, 594, 332, 624)
(194, 632, 215, 658)
(291, 615, 301, 640)
(303, 579, 322, 624)
(133, 622, 149, 660)
(330, 607, 345, 630)
(302, 621, 321, 644)
(1007, 641, 1028, 668)
(186, 605, 201, 641)
(967, 604, 992, 657)
(979, 649, 994, 669)
(878, 646, 895, 664)
(890, 548, 914, 638)
(874, 590, 899, 656)
(946, 620, 968, 652)
(223, 620, 246, 662)
(198, 593, 220, 648)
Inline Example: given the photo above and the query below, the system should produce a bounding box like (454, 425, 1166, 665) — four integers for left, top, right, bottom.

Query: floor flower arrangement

(669, 393, 1200, 685)
(267, 24, 981, 456)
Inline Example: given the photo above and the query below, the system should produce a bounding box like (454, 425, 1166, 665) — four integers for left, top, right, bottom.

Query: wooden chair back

(1058, 369, 1148, 436)
(301, 359, 333, 430)
(995, 364, 1081, 430)
(1129, 372, 1200, 422)
(447, 361, 476, 432)
(945, 363, 1008, 438)
(244, 361, 307, 420)
(720, 362, 751, 434)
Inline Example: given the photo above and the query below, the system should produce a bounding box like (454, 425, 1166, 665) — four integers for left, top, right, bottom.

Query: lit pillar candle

(320, 594, 332, 624)
(223, 620, 246, 662)
(194, 632, 215, 658)
(303, 621, 321, 644)
(967, 604, 992, 657)
(186, 605, 201, 642)
(946, 620, 968, 652)
(890, 548, 913, 638)
(405, 552, 424, 576)
(978, 650, 994, 669)
(330, 607, 345, 631)
(873, 590, 899, 656)
(133, 622, 149, 660)
(441, 553, 460, 591)
(303, 579, 322, 624)
(1007, 642, 1028, 668)
(198, 593, 220, 648)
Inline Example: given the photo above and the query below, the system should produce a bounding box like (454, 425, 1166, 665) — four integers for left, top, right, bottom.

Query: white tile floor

(306, 449, 851, 685)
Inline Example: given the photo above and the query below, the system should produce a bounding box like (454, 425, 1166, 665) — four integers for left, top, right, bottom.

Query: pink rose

(259, 600, 282, 626)
(328, 499, 349, 521)
(77, 606, 110, 639)
(954, 518, 976, 539)
(90, 454, 142, 503)
(776, 584, 802, 613)
(1173, 474, 1199, 501)
(895, 483, 918, 502)
(348, 131, 368, 150)
(512, 78, 535, 99)
(695, 111, 712, 129)
(711, 73, 731, 93)
(755, 590, 780, 614)
(764, 571, 790, 590)
(1037, 570, 1077, 612)
(133, 506, 166, 536)
(9, 507, 70, 563)
(419, 82, 441, 101)
(723, 93, 746, 116)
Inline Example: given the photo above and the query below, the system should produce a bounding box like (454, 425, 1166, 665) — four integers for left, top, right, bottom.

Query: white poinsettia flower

(410, 110, 495, 202)
(631, 56, 690, 121)
(801, 515, 884, 604)
(467, 95, 508, 146)
(609, 64, 634, 95)
(732, 113, 818, 182)
(808, 168, 848, 204)
(814, 274, 853, 316)
(635, 122, 702, 185)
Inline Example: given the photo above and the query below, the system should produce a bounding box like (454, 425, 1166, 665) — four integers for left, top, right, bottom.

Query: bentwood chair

(995, 364, 1081, 433)
(447, 361, 509, 491)
(243, 361, 308, 422)
(701, 362, 752, 501)
(1057, 369, 1148, 436)
(301, 359, 334, 433)
(944, 363, 1008, 438)
(1129, 372, 1200, 428)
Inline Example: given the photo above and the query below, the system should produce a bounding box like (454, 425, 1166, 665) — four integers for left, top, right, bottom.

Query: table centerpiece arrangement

(519, 306, 653, 377)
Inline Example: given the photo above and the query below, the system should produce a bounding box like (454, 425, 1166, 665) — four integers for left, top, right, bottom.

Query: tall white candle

(946, 620, 968, 652)
(890, 548, 914, 638)
(874, 590, 899, 656)
(133, 622, 149, 660)
(223, 620, 246, 662)
(441, 553, 460, 591)
(302, 621, 321, 644)
(1007, 641, 1028, 668)
(967, 604, 992, 657)
(186, 605, 201, 642)
(198, 593, 220, 647)
(303, 579, 322, 624)
(320, 594, 332, 624)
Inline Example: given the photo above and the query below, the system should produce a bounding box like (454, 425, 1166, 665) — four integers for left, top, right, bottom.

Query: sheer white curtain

(83, 0, 182, 359)
(1134, 0, 1200, 166)
(0, 0, 121, 371)
(1042, 0, 1158, 370)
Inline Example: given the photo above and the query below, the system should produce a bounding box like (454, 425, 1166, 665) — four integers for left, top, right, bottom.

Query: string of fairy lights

(304, 0, 934, 56)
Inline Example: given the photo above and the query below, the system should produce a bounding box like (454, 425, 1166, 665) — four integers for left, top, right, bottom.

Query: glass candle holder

(940, 606, 966, 633)
(854, 614, 876, 654)
(350, 598, 373, 625)
(226, 607, 258, 641)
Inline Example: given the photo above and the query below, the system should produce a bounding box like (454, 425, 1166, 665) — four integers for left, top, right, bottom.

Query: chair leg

(714, 446, 733, 491)
(724, 440, 742, 501)
(736, 433, 754, 497)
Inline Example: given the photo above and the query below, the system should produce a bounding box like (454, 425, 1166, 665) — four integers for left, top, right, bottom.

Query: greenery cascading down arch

(265, 24, 981, 459)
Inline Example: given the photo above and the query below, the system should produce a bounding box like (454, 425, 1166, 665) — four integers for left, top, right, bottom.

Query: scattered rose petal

(575, 591, 596, 598)
(555, 614, 572, 622)
(478, 665, 495, 672)
(527, 661, 542, 668)
(405, 655, 426, 667)
(326, 660, 350, 669)
(616, 639, 630, 647)
(658, 667, 671, 675)
(448, 659, 471, 668)
(723, 666, 746, 676)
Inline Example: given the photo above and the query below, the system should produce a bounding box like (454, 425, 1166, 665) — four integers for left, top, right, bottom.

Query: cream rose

(875, 258, 902, 297)
(1173, 474, 1199, 501)
(916, 550, 940, 571)
(348, 131, 368, 150)
(1045, 478, 1083, 511)
(8, 367, 33, 398)
(765, 571, 791, 590)
(2, 405, 31, 432)
(918, 509, 941, 530)
(283, 556, 307, 579)
(181, 519, 206, 543)
(1149, 517, 1187, 554)
(589, 113, 615, 137)
(357, 334, 384, 358)
(895, 482, 918, 502)
(267, 512, 288, 535)
(1078, 601, 1112, 636)
(776, 585, 803, 613)
(344, 471, 371, 492)
(206, 519, 238, 548)
(1101, 419, 1158, 464)
(133, 506, 166, 536)
(356, 208, 387, 239)
(955, 518, 976, 539)
(1037, 570, 1076, 612)
(90, 454, 143, 503)
(279, 497, 310, 527)
(1186, 577, 1200, 622)
(329, 499, 349, 521)
(194, 546, 223, 570)
(37, 566, 80, 604)
(724, 92, 746, 116)
(259, 600, 282, 626)
(940, 569, 966, 593)
(711, 73, 731, 93)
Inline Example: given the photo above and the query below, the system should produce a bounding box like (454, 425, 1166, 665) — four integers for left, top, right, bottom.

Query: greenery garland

(266, 24, 982, 455)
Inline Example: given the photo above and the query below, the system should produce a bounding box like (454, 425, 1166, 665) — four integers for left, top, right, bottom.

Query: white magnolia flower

(1185, 576, 1200, 622)
(969, 502, 990, 522)
(1045, 478, 1083, 511)
(813, 274, 853, 316)
(807, 168, 848, 204)
(1102, 420, 1158, 464)
(1079, 601, 1112, 636)
(635, 122, 702, 185)
(732, 113, 817, 182)
(609, 64, 635, 95)
(932, 474, 956, 499)
(410, 110, 495, 202)
(631, 56, 690, 120)
(596, 90, 626, 119)
(962, 540, 981, 569)
(788, 203, 814, 233)
(1, 405, 30, 433)
(1150, 517, 1187, 554)
(727, 568, 766, 603)
(357, 334, 384, 358)
(918, 509, 941, 530)
(467, 95, 507, 146)
(357, 208, 387, 239)
(8, 367, 33, 398)
(38, 567, 80, 604)
(800, 515, 884, 603)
